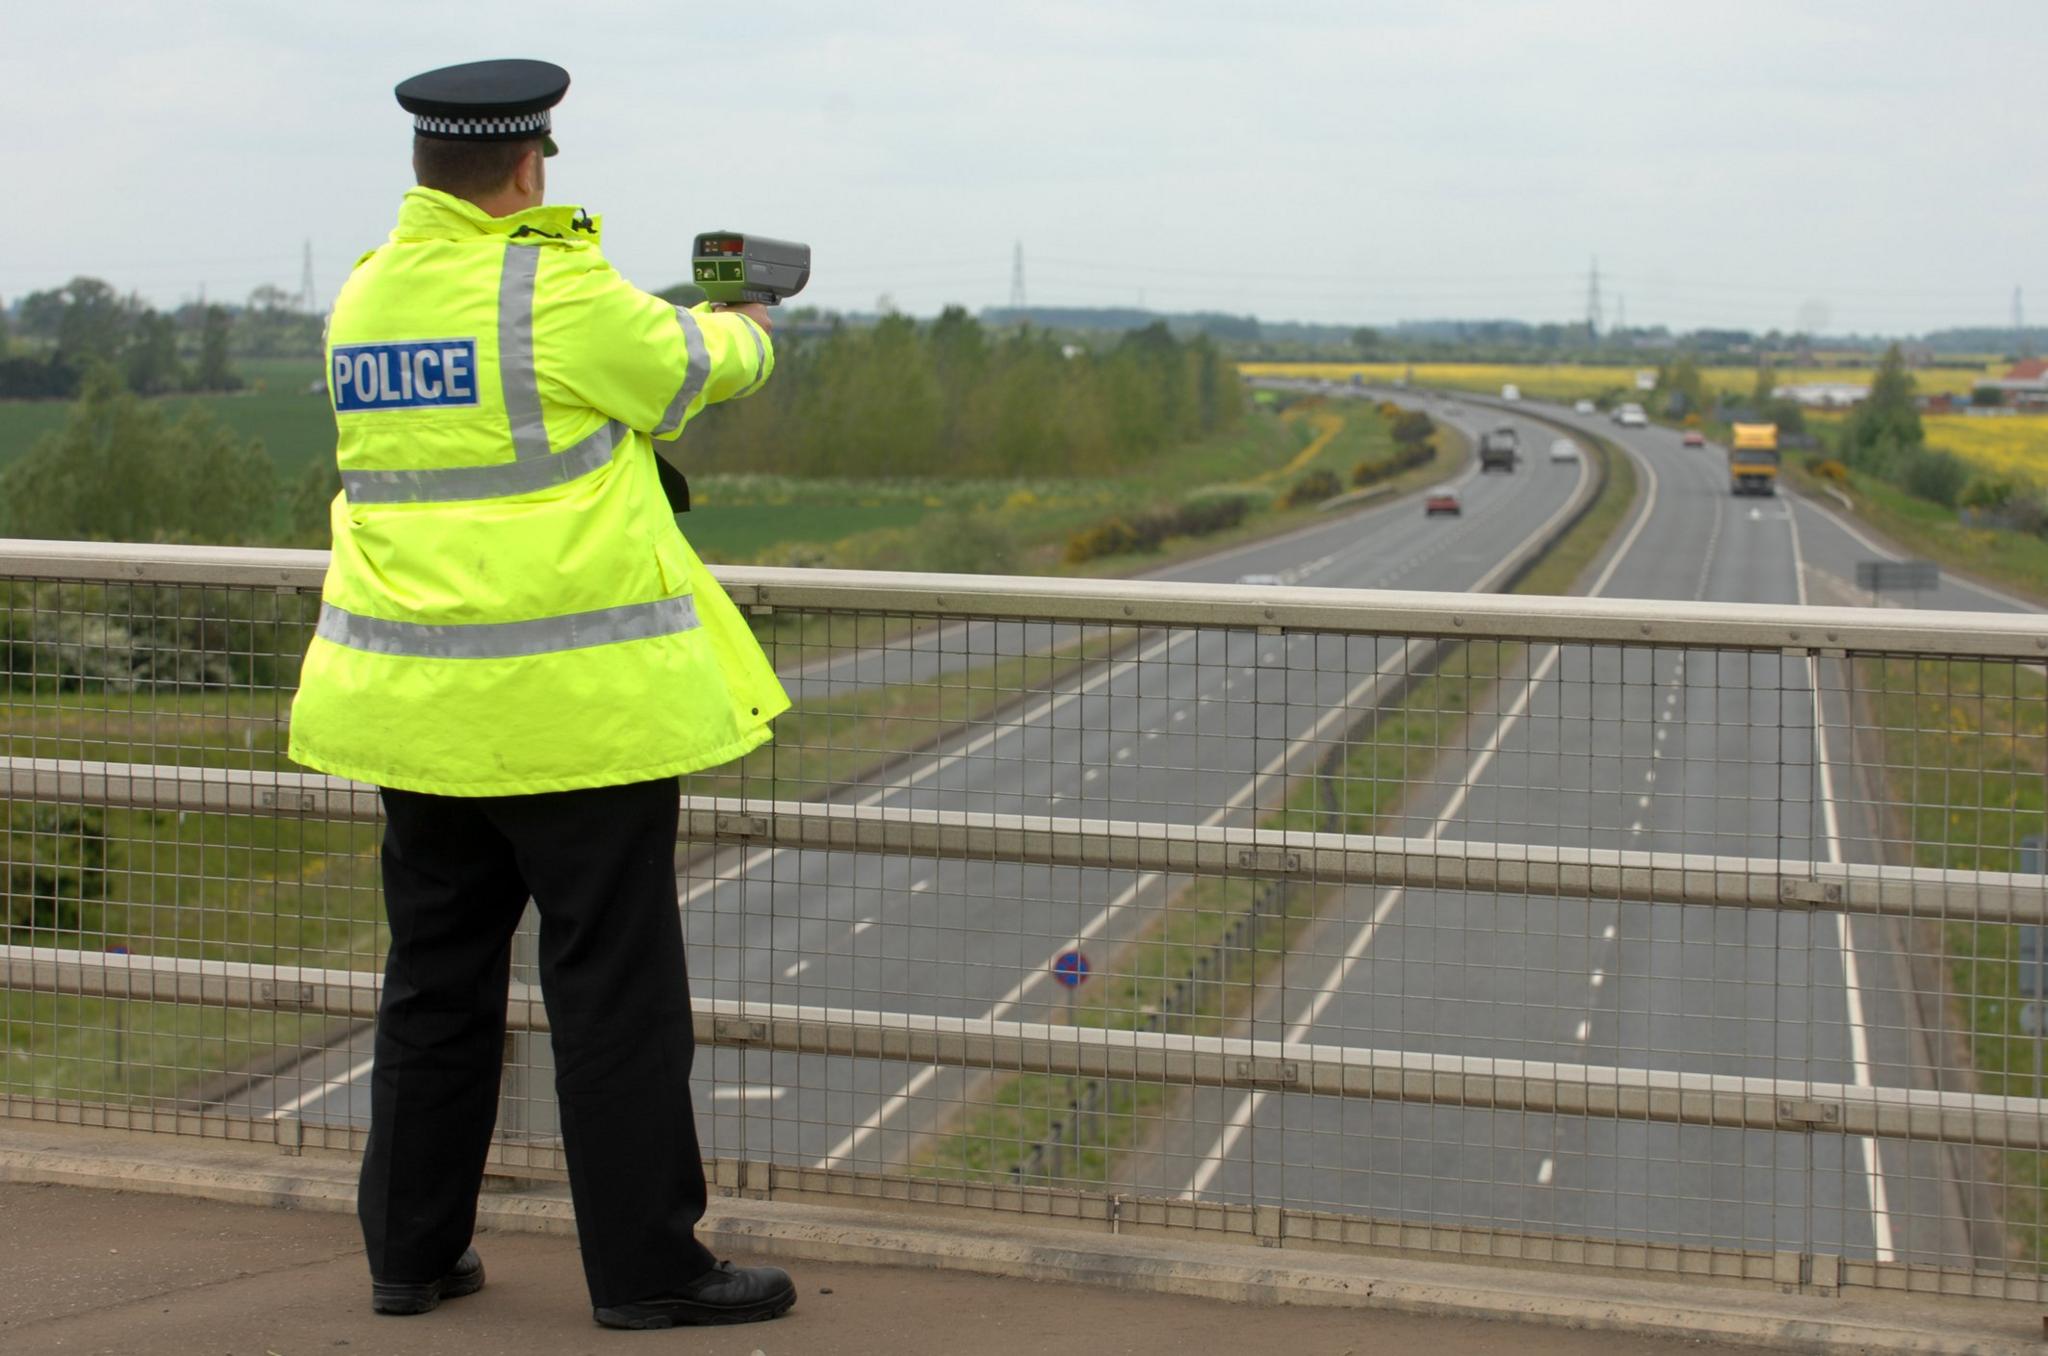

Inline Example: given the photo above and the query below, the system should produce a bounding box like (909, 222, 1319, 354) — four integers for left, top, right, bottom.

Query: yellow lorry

(1729, 423, 1780, 496)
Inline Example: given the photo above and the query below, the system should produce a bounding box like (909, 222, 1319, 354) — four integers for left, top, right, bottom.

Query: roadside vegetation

(1239, 360, 1998, 404)
(1851, 655, 2048, 1262)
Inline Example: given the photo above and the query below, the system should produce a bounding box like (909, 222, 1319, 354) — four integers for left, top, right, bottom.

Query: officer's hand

(714, 301, 773, 334)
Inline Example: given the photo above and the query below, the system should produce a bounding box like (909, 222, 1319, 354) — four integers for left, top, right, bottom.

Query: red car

(1424, 490, 1462, 517)
(1681, 430, 1706, 447)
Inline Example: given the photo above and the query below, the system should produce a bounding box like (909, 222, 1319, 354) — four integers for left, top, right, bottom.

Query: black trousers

(359, 776, 715, 1307)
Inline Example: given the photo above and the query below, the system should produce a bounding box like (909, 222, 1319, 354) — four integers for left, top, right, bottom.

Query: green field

(0, 357, 335, 479)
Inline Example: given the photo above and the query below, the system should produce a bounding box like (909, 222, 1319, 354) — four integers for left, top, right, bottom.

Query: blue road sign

(1053, 950, 1090, 988)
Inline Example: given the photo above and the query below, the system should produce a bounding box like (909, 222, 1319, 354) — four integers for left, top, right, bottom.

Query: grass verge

(1852, 654, 2048, 1262)
(1783, 459, 2048, 607)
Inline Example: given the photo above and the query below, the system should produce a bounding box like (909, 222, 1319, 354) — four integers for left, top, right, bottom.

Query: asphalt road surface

(1120, 397, 2020, 1271)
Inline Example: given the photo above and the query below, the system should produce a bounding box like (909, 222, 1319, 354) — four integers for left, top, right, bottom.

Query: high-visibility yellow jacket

(287, 187, 787, 796)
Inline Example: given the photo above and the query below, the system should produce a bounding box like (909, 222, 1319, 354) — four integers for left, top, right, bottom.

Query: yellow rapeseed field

(1239, 361, 1998, 401)
(1923, 416, 2048, 483)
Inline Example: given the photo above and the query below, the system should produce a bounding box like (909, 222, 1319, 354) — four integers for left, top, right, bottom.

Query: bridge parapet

(5, 539, 2047, 1305)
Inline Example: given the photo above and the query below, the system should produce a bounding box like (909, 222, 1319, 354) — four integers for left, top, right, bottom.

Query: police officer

(288, 59, 796, 1330)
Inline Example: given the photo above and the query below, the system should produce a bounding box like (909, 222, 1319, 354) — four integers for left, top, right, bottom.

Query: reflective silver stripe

(738, 316, 770, 397)
(498, 244, 548, 459)
(341, 420, 623, 504)
(316, 595, 699, 660)
(655, 306, 710, 436)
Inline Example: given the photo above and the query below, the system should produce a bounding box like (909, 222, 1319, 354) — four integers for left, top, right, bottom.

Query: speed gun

(692, 233, 811, 306)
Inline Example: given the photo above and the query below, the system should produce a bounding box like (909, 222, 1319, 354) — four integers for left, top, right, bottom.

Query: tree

(1842, 342, 1921, 475)
(53, 278, 132, 365)
(122, 309, 184, 395)
(1655, 352, 1706, 417)
(1351, 327, 1381, 356)
(1749, 360, 1776, 412)
(247, 284, 295, 313)
(193, 305, 238, 391)
(0, 364, 274, 543)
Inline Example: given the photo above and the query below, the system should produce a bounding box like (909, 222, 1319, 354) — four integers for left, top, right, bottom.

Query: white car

(1236, 572, 1282, 587)
(1548, 438, 1580, 463)
(1573, 399, 1596, 415)
(1613, 403, 1648, 428)
(1501, 383, 1522, 401)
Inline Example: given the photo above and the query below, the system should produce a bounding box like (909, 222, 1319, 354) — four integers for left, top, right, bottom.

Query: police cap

(395, 59, 570, 157)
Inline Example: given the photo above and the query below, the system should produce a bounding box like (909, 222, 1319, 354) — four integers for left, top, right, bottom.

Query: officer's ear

(512, 144, 545, 202)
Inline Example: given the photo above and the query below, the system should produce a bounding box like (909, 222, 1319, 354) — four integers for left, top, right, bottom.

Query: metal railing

(5, 539, 2048, 1302)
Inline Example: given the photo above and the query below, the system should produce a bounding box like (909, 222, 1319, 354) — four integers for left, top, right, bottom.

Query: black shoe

(372, 1246, 485, 1316)
(594, 1260, 797, 1329)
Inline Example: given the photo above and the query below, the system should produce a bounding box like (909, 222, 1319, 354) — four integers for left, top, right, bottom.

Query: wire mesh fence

(4, 543, 2048, 1301)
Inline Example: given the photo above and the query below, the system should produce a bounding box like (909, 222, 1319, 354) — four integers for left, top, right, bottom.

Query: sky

(3, 1, 2043, 336)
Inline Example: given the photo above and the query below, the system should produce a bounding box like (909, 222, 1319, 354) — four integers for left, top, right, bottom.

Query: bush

(1960, 476, 2015, 511)
(1280, 469, 1342, 508)
(1901, 448, 1968, 508)
(1059, 494, 1251, 564)
(5, 802, 107, 935)
(1389, 410, 1434, 445)
(1811, 458, 1848, 484)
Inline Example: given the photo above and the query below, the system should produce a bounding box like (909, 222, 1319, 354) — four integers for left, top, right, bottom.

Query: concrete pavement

(4, 1180, 1765, 1356)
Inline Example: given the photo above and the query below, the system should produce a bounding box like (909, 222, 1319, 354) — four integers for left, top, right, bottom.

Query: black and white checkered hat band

(413, 110, 551, 138)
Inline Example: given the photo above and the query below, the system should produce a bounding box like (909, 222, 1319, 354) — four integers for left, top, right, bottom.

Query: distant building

(1971, 359, 2048, 411)
(1774, 382, 1869, 408)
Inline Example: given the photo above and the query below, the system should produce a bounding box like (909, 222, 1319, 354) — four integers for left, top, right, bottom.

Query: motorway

(227, 390, 2025, 1274)
(1121, 399, 2021, 1270)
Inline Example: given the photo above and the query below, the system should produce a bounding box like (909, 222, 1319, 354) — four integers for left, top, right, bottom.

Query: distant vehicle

(1613, 403, 1648, 428)
(1729, 423, 1781, 496)
(1548, 438, 1580, 463)
(1236, 572, 1283, 586)
(1682, 430, 1706, 447)
(1573, 399, 1596, 415)
(1501, 383, 1522, 401)
(1478, 426, 1520, 472)
(1424, 489, 1462, 517)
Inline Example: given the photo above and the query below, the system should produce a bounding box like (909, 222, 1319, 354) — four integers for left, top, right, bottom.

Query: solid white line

(1181, 434, 1650, 1196)
(829, 434, 1595, 1174)
(681, 627, 1194, 907)
(265, 1054, 374, 1122)
(1786, 503, 1896, 1263)
(1421, 444, 1659, 838)
(1793, 492, 2031, 612)
(1181, 883, 1408, 1199)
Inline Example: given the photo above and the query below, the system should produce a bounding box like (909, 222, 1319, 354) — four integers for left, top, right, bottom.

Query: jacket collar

(392, 187, 603, 245)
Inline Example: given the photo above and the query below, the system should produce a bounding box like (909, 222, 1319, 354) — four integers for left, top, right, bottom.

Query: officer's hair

(412, 135, 543, 199)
